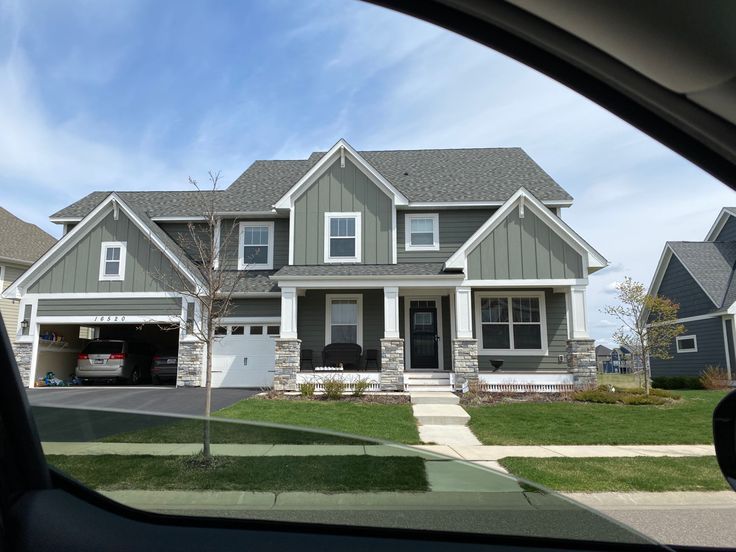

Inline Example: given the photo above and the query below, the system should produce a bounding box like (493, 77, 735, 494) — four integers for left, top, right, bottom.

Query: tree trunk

(643, 355, 651, 395)
(202, 329, 213, 458)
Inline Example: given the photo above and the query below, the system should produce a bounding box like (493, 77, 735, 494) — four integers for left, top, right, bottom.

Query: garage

(212, 323, 278, 388)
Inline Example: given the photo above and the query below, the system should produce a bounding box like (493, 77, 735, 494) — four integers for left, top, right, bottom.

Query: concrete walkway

(410, 392, 482, 447)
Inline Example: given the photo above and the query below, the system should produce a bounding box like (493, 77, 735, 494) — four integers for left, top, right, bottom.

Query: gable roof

(50, 144, 574, 220)
(0, 207, 56, 265)
(665, 241, 736, 307)
(705, 207, 736, 240)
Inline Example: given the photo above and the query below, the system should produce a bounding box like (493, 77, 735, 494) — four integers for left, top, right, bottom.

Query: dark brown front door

(410, 307, 439, 369)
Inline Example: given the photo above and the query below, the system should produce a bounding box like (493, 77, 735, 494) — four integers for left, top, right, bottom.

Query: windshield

(4, 0, 735, 548)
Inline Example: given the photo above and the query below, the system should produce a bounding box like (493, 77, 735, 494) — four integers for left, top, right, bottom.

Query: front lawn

(103, 398, 421, 445)
(467, 390, 726, 445)
(500, 456, 728, 492)
(48, 454, 428, 492)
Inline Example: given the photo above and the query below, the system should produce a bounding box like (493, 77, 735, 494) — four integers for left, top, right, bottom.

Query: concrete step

(405, 385, 454, 392)
(410, 392, 459, 405)
(405, 372, 451, 380)
(412, 404, 470, 426)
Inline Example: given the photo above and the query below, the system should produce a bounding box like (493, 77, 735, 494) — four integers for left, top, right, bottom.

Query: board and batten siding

(466, 209, 583, 280)
(28, 210, 180, 294)
(650, 317, 728, 377)
(227, 298, 281, 318)
(473, 289, 569, 371)
(715, 215, 736, 242)
(36, 297, 182, 317)
(1, 264, 27, 337)
(655, 255, 716, 318)
(397, 209, 494, 263)
(292, 159, 393, 265)
(158, 222, 210, 263)
(216, 218, 289, 271)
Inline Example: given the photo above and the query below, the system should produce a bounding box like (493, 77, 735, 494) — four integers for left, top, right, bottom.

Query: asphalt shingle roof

(0, 207, 56, 264)
(668, 241, 736, 307)
(51, 147, 572, 218)
(273, 263, 457, 278)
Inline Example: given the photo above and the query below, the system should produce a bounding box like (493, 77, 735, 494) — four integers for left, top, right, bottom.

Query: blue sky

(1, 0, 734, 345)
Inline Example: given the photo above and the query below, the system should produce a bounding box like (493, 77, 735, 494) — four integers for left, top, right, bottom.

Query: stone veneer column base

(380, 338, 405, 391)
(452, 339, 479, 385)
(12, 341, 32, 387)
(177, 341, 205, 387)
(567, 339, 597, 389)
(274, 338, 300, 391)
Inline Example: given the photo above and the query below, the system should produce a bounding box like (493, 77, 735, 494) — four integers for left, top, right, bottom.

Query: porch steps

(404, 372, 452, 392)
(411, 404, 470, 426)
(410, 392, 459, 405)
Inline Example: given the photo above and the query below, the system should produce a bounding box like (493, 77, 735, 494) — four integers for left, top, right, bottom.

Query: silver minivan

(76, 340, 153, 384)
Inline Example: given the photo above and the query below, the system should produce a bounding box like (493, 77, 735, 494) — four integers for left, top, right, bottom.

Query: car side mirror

(713, 389, 736, 492)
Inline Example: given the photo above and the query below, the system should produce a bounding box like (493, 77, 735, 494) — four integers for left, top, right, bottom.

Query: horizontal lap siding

(467, 209, 582, 280)
(37, 297, 182, 317)
(473, 289, 569, 371)
(227, 298, 281, 318)
(655, 255, 717, 318)
(715, 216, 736, 241)
(650, 317, 728, 377)
(1, 264, 26, 336)
(397, 210, 493, 263)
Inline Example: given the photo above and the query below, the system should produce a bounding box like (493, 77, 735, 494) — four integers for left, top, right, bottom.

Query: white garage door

(212, 324, 278, 388)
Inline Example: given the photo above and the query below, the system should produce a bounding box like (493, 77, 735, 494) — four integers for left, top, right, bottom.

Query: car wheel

(128, 368, 141, 385)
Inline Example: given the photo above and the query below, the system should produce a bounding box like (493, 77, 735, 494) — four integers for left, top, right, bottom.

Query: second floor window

(324, 212, 361, 263)
(239, 221, 274, 270)
(405, 213, 439, 251)
(99, 242, 126, 281)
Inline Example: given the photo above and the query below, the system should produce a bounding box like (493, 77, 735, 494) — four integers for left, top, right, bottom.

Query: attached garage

(212, 323, 279, 388)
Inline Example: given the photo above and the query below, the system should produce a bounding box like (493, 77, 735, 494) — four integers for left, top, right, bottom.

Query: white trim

(150, 216, 208, 222)
(383, 287, 400, 339)
(676, 334, 698, 353)
(325, 293, 363, 347)
(444, 187, 607, 272)
(238, 221, 274, 270)
(462, 278, 587, 288)
(213, 219, 222, 270)
(566, 285, 590, 339)
(404, 213, 440, 252)
(219, 316, 281, 324)
(48, 217, 83, 224)
(391, 199, 398, 264)
(454, 287, 473, 339)
(478, 372, 574, 393)
(474, 291, 549, 356)
(288, 208, 295, 265)
(36, 315, 180, 324)
(705, 208, 736, 241)
(721, 317, 732, 378)
(23, 291, 181, 299)
(280, 287, 298, 339)
(29, 323, 40, 387)
(275, 277, 463, 289)
(0, 264, 4, 289)
(98, 241, 127, 281)
(324, 212, 362, 263)
(274, 139, 409, 209)
(404, 200, 573, 208)
(404, 295, 444, 370)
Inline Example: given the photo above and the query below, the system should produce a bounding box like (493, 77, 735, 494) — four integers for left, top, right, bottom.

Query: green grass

(467, 390, 727, 445)
(48, 454, 428, 492)
(103, 398, 421, 445)
(597, 373, 643, 388)
(500, 456, 729, 492)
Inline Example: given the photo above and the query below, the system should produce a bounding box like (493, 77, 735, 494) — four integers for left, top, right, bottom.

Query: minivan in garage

(76, 340, 153, 385)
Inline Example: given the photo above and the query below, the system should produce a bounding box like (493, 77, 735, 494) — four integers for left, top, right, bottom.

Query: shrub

(650, 388, 681, 400)
(571, 389, 620, 404)
(573, 388, 677, 405)
(299, 382, 316, 398)
(351, 378, 371, 397)
(700, 365, 731, 390)
(651, 376, 704, 390)
(321, 376, 346, 400)
(620, 394, 668, 406)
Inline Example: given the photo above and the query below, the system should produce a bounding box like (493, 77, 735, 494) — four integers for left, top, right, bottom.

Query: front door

(410, 306, 439, 369)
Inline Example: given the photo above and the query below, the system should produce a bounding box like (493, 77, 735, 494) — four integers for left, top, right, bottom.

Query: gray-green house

(3, 139, 606, 390)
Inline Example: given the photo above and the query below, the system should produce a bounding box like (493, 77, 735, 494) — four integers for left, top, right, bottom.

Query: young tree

(603, 277, 685, 394)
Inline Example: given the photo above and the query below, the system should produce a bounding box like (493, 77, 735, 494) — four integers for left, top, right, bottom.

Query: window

(676, 335, 698, 353)
(324, 212, 361, 262)
(476, 293, 548, 354)
(214, 326, 227, 336)
(249, 325, 264, 335)
(99, 242, 126, 281)
(230, 325, 244, 335)
(325, 294, 362, 346)
(266, 325, 280, 336)
(405, 213, 439, 251)
(238, 221, 274, 270)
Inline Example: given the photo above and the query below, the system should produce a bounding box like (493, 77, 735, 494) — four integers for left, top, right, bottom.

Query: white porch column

(566, 285, 590, 339)
(383, 286, 400, 338)
(454, 286, 473, 339)
(280, 287, 298, 339)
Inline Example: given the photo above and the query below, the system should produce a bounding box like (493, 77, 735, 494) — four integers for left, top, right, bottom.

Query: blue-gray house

(647, 207, 736, 379)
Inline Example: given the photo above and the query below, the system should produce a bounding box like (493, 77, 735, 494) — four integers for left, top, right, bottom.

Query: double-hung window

(324, 212, 361, 262)
(405, 213, 439, 251)
(325, 294, 362, 346)
(238, 221, 274, 270)
(99, 242, 126, 281)
(476, 293, 547, 354)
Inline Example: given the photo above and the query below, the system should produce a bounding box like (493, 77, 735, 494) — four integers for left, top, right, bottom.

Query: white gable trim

(273, 139, 409, 210)
(3, 193, 203, 299)
(705, 207, 736, 241)
(444, 187, 607, 272)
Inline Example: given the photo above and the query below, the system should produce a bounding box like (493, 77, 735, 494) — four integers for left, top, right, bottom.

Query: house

(646, 207, 736, 380)
(2, 139, 607, 391)
(0, 207, 56, 343)
(596, 344, 639, 374)
(595, 344, 612, 372)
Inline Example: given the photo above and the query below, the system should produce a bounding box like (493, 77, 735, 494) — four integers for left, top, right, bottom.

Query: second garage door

(212, 324, 278, 388)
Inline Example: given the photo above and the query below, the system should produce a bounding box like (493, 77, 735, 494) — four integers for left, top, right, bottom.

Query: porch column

(565, 285, 596, 388)
(380, 286, 404, 391)
(452, 286, 478, 386)
(274, 287, 300, 391)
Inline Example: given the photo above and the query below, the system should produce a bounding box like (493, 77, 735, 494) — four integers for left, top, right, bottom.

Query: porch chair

(300, 349, 314, 371)
(364, 349, 379, 370)
(322, 343, 362, 370)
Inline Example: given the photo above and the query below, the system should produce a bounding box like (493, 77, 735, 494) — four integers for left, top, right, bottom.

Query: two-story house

(646, 207, 736, 380)
(3, 140, 606, 391)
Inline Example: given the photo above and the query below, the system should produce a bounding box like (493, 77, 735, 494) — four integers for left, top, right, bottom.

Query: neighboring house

(0, 208, 56, 344)
(646, 207, 736, 379)
(3, 139, 607, 391)
(595, 344, 612, 372)
(596, 345, 640, 374)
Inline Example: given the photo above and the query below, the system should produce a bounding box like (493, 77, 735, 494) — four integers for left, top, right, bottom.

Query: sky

(1, 0, 734, 346)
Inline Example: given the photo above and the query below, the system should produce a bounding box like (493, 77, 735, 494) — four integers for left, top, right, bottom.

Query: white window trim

(98, 241, 127, 281)
(0, 264, 5, 289)
(405, 213, 440, 251)
(474, 291, 548, 356)
(325, 293, 363, 347)
(324, 212, 362, 263)
(238, 221, 274, 270)
(676, 334, 698, 353)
